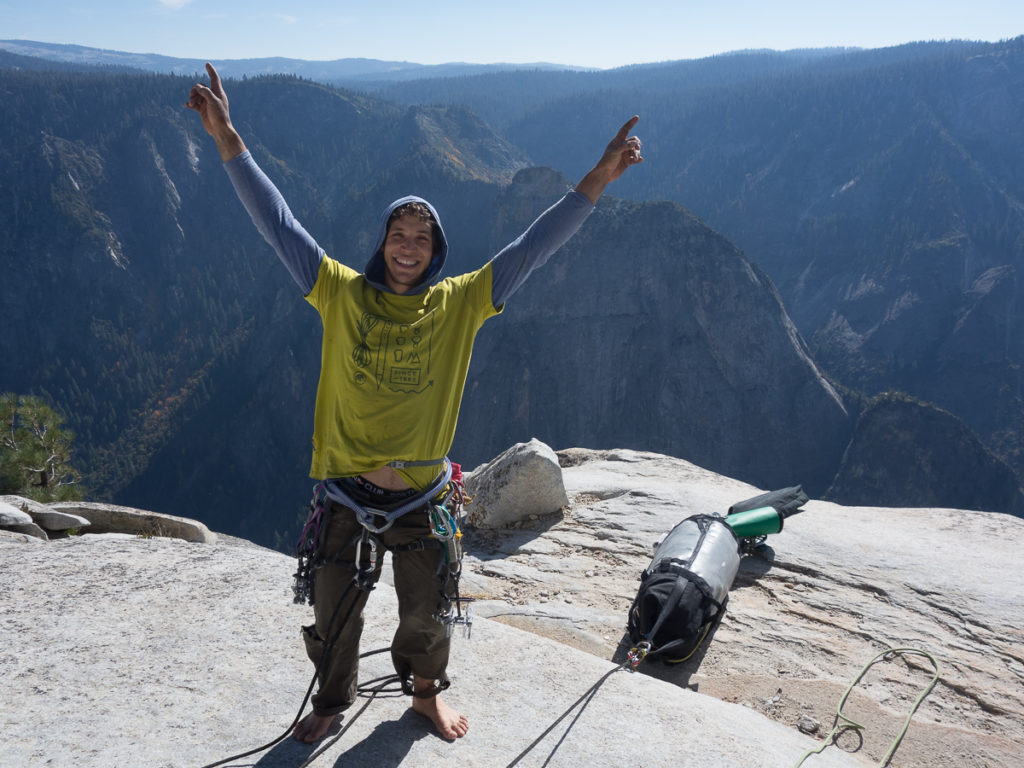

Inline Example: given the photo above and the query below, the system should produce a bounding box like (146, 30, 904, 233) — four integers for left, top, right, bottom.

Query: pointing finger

(615, 115, 639, 142)
(205, 62, 224, 97)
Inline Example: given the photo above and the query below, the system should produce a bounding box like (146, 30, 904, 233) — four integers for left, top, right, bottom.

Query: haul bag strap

(637, 565, 725, 656)
(643, 575, 687, 648)
(649, 562, 723, 610)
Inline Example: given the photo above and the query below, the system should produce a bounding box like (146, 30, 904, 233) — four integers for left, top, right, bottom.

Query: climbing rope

(199, 577, 366, 768)
(793, 646, 941, 768)
(505, 660, 632, 767)
(296, 652, 404, 768)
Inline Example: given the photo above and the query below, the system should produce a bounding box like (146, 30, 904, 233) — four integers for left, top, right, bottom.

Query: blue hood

(363, 195, 449, 295)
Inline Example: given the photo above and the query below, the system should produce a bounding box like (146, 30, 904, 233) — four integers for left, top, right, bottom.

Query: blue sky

(2, 0, 1022, 69)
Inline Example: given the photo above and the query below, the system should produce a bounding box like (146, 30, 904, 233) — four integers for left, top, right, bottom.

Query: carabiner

(627, 640, 652, 670)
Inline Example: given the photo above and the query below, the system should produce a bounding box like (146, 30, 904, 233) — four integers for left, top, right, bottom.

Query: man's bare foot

(412, 693, 469, 740)
(292, 711, 337, 743)
(411, 676, 468, 740)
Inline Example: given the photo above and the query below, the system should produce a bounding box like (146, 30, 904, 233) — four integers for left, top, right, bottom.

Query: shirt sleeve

(223, 151, 324, 295)
(489, 190, 594, 307)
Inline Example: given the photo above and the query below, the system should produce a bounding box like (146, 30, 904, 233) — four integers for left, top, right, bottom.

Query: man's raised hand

(575, 115, 643, 204)
(185, 62, 246, 162)
(599, 115, 644, 183)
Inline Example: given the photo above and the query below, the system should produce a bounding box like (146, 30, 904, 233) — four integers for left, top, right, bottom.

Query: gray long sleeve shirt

(223, 151, 594, 305)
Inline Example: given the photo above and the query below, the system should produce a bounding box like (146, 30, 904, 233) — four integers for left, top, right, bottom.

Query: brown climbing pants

(301, 500, 451, 717)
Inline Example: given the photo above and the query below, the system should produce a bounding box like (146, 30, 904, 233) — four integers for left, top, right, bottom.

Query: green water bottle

(724, 506, 784, 538)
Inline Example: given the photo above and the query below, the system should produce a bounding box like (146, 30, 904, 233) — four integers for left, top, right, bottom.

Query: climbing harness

(292, 459, 472, 629)
(793, 646, 941, 768)
(311, 460, 473, 637)
(324, 458, 453, 534)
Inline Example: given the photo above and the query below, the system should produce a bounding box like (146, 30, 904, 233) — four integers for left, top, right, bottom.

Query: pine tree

(0, 393, 84, 501)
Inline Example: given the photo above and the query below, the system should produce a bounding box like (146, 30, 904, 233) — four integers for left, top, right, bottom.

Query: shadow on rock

(611, 609, 727, 690)
(461, 512, 565, 562)
(329, 710, 428, 766)
(732, 543, 777, 588)
(245, 730, 319, 767)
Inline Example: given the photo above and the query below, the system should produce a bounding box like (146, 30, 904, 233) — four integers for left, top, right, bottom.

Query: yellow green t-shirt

(304, 255, 501, 489)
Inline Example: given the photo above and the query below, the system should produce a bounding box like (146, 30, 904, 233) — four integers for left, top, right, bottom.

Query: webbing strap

(653, 562, 723, 612)
(644, 577, 687, 648)
(387, 457, 447, 469)
(639, 564, 725, 661)
(323, 459, 453, 534)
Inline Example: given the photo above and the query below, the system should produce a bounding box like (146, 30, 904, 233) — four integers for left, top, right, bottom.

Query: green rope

(794, 646, 940, 768)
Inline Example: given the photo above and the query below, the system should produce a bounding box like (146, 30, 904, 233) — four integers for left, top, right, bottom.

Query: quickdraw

(292, 482, 330, 605)
(429, 472, 474, 639)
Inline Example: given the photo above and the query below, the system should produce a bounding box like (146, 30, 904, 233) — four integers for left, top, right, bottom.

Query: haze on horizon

(2, 0, 1022, 70)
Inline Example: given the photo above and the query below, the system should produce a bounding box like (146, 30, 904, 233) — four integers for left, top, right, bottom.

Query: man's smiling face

(382, 214, 434, 294)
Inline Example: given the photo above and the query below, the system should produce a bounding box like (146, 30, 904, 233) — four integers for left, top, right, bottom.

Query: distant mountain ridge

(0, 39, 591, 81)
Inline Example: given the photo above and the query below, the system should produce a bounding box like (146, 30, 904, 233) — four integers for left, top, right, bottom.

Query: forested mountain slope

(3, 47, 1021, 545)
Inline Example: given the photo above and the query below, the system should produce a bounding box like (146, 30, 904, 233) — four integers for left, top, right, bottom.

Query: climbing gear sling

(793, 646, 940, 768)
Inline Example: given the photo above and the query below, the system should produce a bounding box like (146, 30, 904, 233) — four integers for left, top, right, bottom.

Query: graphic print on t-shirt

(351, 310, 434, 394)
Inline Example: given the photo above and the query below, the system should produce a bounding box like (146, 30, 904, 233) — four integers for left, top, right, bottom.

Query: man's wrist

(575, 167, 610, 204)
(215, 129, 247, 163)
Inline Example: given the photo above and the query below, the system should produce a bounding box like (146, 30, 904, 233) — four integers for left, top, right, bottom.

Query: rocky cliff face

(462, 446, 1023, 768)
(825, 393, 1024, 516)
(455, 168, 852, 496)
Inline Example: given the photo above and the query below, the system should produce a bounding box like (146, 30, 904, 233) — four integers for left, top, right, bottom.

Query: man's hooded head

(364, 195, 448, 295)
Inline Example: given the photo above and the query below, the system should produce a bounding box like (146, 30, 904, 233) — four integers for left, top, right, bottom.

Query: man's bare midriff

(360, 465, 414, 491)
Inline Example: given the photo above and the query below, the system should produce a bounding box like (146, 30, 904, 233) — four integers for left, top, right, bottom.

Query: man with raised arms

(186, 63, 642, 743)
